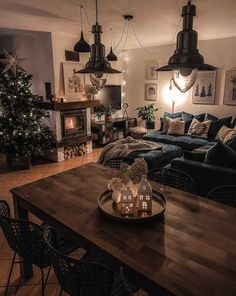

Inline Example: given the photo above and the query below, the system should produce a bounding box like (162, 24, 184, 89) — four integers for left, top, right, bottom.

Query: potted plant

(136, 104, 159, 129)
(94, 104, 107, 120)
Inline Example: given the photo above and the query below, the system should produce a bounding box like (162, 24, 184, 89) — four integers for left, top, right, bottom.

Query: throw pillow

(205, 142, 236, 169)
(226, 134, 236, 151)
(164, 111, 183, 119)
(159, 117, 164, 131)
(224, 128, 236, 143)
(182, 111, 194, 133)
(167, 120, 185, 135)
(188, 118, 211, 138)
(233, 118, 236, 128)
(163, 117, 181, 133)
(194, 113, 206, 122)
(205, 113, 218, 122)
(208, 116, 232, 139)
(216, 125, 233, 142)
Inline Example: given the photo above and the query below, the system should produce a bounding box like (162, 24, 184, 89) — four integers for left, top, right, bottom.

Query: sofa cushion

(208, 117, 232, 138)
(167, 120, 185, 135)
(216, 125, 235, 142)
(205, 113, 218, 121)
(183, 150, 206, 162)
(205, 142, 236, 169)
(188, 118, 211, 139)
(182, 111, 194, 132)
(163, 117, 182, 133)
(194, 113, 206, 122)
(128, 144, 182, 170)
(233, 118, 236, 127)
(226, 133, 236, 151)
(143, 130, 215, 150)
(164, 111, 183, 119)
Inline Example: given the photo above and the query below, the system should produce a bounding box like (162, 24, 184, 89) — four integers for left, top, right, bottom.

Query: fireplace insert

(61, 109, 87, 140)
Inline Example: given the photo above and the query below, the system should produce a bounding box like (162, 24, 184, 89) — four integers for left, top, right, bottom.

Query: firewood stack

(64, 143, 87, 160)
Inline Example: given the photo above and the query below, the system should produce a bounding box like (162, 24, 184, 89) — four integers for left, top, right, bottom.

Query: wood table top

(11, 163, 236, 296)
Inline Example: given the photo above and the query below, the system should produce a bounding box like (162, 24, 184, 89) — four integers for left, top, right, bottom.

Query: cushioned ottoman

(128, 144, 182, 171)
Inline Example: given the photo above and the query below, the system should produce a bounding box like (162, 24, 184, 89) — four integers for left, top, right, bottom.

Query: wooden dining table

(11, 162, 236, 296)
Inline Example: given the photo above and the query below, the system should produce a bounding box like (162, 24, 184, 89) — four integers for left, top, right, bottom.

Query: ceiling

(0, 0, 236, 49)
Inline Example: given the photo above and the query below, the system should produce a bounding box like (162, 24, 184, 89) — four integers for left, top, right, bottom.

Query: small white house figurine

(137, 175, 152, 212)
(120, 186, 134, 216)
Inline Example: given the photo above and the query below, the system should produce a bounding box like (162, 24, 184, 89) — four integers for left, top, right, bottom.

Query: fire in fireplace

(61, 109, 87, 140)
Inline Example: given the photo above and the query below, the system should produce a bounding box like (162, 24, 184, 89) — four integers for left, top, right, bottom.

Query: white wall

(124, 37, 236, 128)
(51, 32, 124, 100)
(13, 31, 54, 98)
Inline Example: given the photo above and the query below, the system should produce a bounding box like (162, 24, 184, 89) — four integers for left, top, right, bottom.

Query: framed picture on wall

(223, 69, 236, 105)
(62, 62, 85, 101)
(192, 71, 216, 104)
(145, 60, 159, 80)
(145, 83, 157, 101)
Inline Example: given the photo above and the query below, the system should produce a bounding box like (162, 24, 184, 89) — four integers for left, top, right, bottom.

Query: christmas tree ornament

(0, 49, 26, 77)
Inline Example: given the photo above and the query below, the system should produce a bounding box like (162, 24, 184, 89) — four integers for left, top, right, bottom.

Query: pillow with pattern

(188, 118, 211, 138)
(167, 120, 185, 135)
(163, 117, 182, 133)
(216, 125, 235, 142)
(224, 129, 236, 144)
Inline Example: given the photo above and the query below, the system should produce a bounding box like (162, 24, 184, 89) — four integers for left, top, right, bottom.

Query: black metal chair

(207, 185, 236, 207)
(148, 167, 197, 194)
(104, 157, 134, 169)
(0, 200, 79, 296)
(0, 200, 51, 296)
(44, 226, 135, 296)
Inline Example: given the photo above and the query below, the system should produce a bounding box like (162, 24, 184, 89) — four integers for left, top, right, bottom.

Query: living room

(0, 0, 236, 295)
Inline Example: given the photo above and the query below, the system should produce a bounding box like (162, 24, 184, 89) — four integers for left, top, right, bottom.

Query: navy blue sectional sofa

(143, 111, 236, 196)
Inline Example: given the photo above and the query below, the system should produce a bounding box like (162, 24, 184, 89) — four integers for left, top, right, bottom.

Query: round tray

(98, 189, 167, 223)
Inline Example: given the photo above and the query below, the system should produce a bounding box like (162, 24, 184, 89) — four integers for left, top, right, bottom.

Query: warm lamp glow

(162, 82, 188, 112)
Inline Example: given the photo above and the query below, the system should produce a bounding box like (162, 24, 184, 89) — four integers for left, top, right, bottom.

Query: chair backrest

(148, 168, 196, 194)
(44, 227, 115, 296)
(0, 200, 47, 267)
(207, 185, 236, 207)
(104, 157, 134, 169)
(44, 227, 135, 296)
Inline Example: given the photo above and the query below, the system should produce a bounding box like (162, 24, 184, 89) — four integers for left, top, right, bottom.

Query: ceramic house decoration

(120, 186, 134, 216)
(137, 175, 152, 212)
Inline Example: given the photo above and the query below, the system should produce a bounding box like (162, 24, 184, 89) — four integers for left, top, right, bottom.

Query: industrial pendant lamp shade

(156, 0, 217, 93)
(107, 47, 118, 61)
(74, 5, 91, 53)
(77, 0, 121, 79)
(74, 31, 91, 52)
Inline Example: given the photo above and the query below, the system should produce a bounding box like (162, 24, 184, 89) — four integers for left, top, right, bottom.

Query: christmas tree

(194, 83, 199, 96)
(200, 86, 206, 97)
(207, 83, 212, 97)
(0, 50, 54, 162)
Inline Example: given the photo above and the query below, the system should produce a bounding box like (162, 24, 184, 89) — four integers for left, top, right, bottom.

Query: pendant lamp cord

(80, 5, 83, 30)
(130, 18, 181, 55)
(96, 0, 98, 23)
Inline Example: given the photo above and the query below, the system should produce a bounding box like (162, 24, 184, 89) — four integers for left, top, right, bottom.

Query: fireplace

(61, 109, 87, 140)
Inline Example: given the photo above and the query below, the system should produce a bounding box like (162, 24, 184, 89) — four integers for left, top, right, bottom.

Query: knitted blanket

(97, 136, 164, 165)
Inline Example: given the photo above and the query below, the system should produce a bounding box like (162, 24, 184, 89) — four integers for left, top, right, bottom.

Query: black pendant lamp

(77, 0, 121, 79)
(74, 5, 91, 53)
(156, 0, 217, 93)
(107, 28, 118, 61)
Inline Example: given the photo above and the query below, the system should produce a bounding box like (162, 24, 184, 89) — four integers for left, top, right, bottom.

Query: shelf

(38, 100, 100, 111)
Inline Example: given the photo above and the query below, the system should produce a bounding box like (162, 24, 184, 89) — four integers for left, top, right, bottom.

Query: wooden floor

(0, 149, 106, 296)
